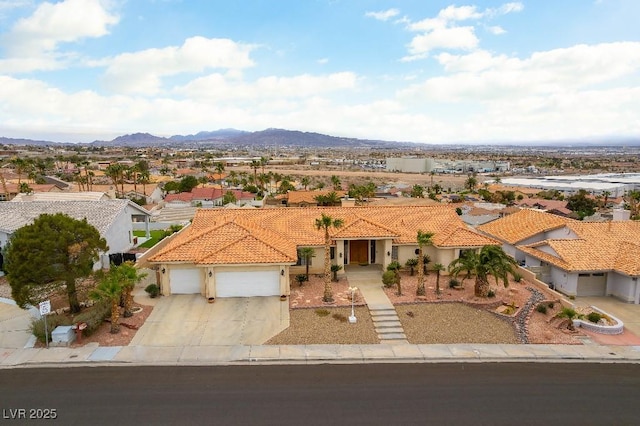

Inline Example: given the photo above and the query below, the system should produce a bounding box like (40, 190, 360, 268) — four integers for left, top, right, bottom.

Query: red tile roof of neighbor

(479, 209, 640, 275)
(149, 205, 499, 265)
(164, 188, 254, 203)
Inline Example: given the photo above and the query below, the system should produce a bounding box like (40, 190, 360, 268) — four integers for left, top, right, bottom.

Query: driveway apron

(0, 298, 35, 349)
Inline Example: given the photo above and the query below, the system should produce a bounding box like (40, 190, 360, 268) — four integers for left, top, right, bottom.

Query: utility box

(51, 325, 76, 347)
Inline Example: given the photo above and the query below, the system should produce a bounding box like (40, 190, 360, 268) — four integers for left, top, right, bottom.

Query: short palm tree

(448, 245, 518, 297)
(114, 262, 148, 318)
(405, 258, 418, 276)
(416, 230, 434, 296)
(89, 272, 124, 334)
(315, 213, 344, 303)
(298, 247, 315, 279)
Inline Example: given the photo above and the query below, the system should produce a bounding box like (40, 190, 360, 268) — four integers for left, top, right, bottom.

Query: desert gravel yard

(265, 306, 378, 345)
(396, 303, 519, 344)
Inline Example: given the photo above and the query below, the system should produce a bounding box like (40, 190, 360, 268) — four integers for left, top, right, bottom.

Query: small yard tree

(416, 230, 434, 296)
(298, 247, 315, 279)
(405, 258, 418, 276)
(448, 245, 518, 297)
(114, 262, 148, 318)
(315, 213, 344, 303)
(89, 269, 124, 334)
(5, 213, 108, 313)
(433, 263, 445, 296)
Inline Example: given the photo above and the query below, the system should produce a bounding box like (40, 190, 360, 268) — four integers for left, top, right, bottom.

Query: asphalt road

(1, 363, 639, 425)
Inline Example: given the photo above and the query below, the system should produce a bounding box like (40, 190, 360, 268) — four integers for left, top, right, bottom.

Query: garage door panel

(577, 274, 606, 297)
(216, 270, 280, 297)
(170, 268, 202, 294)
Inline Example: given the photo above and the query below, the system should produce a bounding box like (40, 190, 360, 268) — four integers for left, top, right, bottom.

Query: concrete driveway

(129, 295, 289, 347)
(0, 298, 36, 349)
(577, 297, 640, 337)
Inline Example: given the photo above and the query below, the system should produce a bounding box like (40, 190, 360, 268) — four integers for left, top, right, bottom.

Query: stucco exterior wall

(607, 273, 636, 303)
(552, 268, 577, 296)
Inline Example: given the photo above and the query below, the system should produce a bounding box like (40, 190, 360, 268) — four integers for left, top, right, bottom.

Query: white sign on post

(39, 300, 51, 316)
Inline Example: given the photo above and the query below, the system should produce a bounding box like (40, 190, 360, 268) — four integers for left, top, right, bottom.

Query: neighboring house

(89, 183, 164, 204)
(0, 200, 152, 269)
(164, 187, 256, 207)
(139, 205, 497, 299)
(11, 191, 112, 202)
(517, 198, 574, 217)
(478, 209, 640, 303)
(285, 190, 347, 207)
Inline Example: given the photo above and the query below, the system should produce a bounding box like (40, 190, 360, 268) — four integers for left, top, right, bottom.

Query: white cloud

(487, 25, 506, 35)
(0, 0, 118, 72)
(408, 26, 478, 55)
(365, 8, 399, 22)
(101, 37, 257, 95)
(175, 71, 358, 101)
(317, 57, 329, 64)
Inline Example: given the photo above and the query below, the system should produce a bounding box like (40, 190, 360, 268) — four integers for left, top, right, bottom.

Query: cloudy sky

(0, 0, 638, 144)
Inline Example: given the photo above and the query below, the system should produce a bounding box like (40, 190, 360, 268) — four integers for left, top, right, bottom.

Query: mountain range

(0, 128, 416, 149)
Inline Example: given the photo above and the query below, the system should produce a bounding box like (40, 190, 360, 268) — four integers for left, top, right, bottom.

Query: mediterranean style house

(478, 209, 640, 303)
(140, 205, 497, 299)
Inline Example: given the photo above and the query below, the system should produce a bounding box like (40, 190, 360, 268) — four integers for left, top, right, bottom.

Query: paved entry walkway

(344, 265, 408, 344)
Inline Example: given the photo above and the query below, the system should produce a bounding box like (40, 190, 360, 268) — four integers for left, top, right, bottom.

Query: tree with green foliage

(566, 189, 597, 219)
(331, 175, 342, 191)
(386, 261, 402, 295)
(465, 174, 478, 192)
(178, 175, 199, 193)
(433, 263, 445, 296)
(410, 184, 425, 198)
(405, 257, 418, 276)
(315, 213, 344, 303)
(222, 190, 237, 205)
(5, 213, 108, 313)
(298, 247, 316, 279)
(416, 230, 434, 296)
(301, 176, 311, 190)
(113, 261, 147, 318)
(89, 268, 124, 334)
(448, 245, 517, 297)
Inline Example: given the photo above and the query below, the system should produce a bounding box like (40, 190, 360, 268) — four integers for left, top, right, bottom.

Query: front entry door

(349, 240, 369, 264)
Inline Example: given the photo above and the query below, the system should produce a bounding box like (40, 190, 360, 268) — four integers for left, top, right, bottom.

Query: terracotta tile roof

(478, 208, 571, 244)
(515, 220, 640, 276)
(149, 205, 497, 265)
(286, 190, 346, 204)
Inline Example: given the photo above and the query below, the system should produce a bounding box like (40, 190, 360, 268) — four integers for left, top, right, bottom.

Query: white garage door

(577, 273, 606, 297)
(215, 270, 280, 297)
(170, 268, 202, 294)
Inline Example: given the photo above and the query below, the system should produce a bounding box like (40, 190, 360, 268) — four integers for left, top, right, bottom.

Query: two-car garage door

(215, 270, 280, 297)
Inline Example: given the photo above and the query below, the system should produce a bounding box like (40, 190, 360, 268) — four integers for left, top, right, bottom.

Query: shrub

(558, 307, 577, 319)
(513, 272, 523, 283)
(536, 304, 548, 314)
(386, 261, 401, 272)
(449, 278, 460, 289)
(145, 284, 160, 298)
(587, 311, 602, 324)
(382, 270, 398, 288)
(332, 313, 348, 323)
(295, 274, 308, 286)
(548, 302, 555, 309)
(30, 314, 73, 344)
(487, 289, 496, 298)
(315, 308, 330, 317)
(73, 300, 111, 336)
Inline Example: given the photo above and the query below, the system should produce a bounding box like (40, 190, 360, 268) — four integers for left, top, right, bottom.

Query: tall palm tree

(416, 230, 434, 296)
(301, 176, 311, 190)
(331, 175, 341, 191)
(315, 213, 344, 303)
(114, 262, 148, 318)
(250, 160, 260, 186)
(433, 263, 445, 296)
(448, 245, 518, 297)
(298, 247, 316, 279)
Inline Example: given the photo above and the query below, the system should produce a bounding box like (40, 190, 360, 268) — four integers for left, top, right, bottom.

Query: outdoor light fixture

(348, 287, 358, 324)
(208, 271, 212, 278)
(281, 269, 285, 276)
(339, 252, 343, 258)
(387, 251, 391, 257)
(161, 267, 166, 274)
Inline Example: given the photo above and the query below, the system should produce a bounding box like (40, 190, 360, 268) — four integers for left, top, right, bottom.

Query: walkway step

(372, 314, 398, 322)
(370, 309, 397, 315)
(374, 321, 402, 328)
(376, 327, 405, 334)
(378, 332, 407, 340)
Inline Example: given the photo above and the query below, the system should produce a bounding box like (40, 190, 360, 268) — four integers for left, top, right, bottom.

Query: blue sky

(0, 0, 639, 144)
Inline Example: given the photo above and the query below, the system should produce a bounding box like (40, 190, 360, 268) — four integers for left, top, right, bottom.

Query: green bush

(315, 309, 330, 317)
(382, 270, 398, 288)
(449, 278, 460, 289)
(145, 284, 160, 298)
(487, 289, 496, 298)
(295, 274, 308, 286)
(558, 307, 577, 319)
(548, 302, 555, 309)
(30, 314, 73, 344)
(386, 261, 401, 272)
(536, 304, 548, 314)
(73, 300, 111, 336)
(587, 312, 602, 323)
(513, 272, 523, 283)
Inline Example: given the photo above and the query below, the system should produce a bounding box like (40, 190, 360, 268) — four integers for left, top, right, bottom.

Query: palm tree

(416, 230, 434, 296)
(105, 163, 124, 197)
(114, 262, 148, 318)
(315, 213, 344, 303)
(433, 263, 445, 296)
(301, 176, 311, 190)
(331, 175, 342, 191)
(298, 247, 315, 279)
(448, 245, 518, 297)
(250, 160, 260, 186)
(89, 270, 124, 334)
(465, 174, 478, 192)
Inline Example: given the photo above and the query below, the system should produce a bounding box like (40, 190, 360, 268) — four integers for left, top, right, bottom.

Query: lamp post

(348, 286, 358, 324)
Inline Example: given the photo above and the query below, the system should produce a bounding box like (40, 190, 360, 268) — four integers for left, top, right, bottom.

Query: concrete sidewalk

(2, 342, 640, 368)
